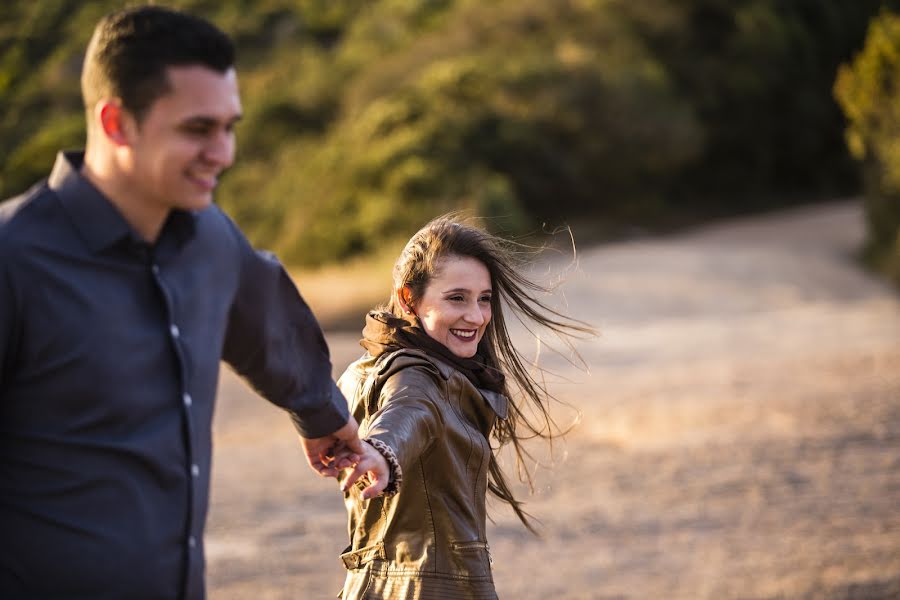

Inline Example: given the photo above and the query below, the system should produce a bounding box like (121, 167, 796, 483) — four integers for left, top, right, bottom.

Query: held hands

(299, 417, 391, 499)
(340, 440, 391, 500)
(300, 416, 365, 478)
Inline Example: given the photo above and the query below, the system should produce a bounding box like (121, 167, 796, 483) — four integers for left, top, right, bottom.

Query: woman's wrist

(364, 437, 402, 497)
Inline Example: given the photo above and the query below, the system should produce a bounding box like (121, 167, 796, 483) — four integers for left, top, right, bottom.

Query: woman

(336, 216, 592, 599)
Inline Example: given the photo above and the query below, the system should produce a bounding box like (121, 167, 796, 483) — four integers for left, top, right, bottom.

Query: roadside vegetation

(835, 7, 900, 286)
(1, 1, 896, 280)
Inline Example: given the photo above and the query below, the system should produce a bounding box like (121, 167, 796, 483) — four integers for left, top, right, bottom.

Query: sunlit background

(2, 1, 899, 598)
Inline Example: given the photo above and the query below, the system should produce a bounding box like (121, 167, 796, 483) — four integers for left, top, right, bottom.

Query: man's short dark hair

(81, 5, 235, 123)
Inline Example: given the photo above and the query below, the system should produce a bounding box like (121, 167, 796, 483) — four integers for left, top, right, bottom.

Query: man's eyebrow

(180, 114, 243, 127)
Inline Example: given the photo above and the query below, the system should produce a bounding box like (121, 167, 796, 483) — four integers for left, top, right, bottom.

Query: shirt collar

(49, 150, 197, 254)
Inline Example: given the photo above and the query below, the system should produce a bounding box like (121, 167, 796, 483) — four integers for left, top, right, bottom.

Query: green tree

(620, 0, 883, 209)
(0, 0, 888, 268)
(835, 8, 900, 285)
(226, 0, 703, 265)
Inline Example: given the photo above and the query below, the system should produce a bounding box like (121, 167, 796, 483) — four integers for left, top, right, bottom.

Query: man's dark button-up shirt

(0, 152, 349, 599)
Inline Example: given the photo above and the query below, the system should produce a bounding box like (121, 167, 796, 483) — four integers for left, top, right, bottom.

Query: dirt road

(206, 200, 900, 599)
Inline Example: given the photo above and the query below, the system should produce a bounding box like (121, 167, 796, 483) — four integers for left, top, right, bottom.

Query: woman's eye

(448, 295, 464, 302)
(479, 296, 492, 303)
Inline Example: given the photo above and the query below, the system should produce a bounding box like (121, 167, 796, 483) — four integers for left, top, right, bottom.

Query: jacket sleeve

(362, 366, 444, 476)
(221, 217, 349, 439)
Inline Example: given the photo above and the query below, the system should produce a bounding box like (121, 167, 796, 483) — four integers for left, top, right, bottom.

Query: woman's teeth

(451, 329, 475, 339)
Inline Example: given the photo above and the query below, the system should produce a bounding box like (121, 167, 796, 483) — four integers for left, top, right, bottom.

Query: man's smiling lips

(186, 171, 218, 191)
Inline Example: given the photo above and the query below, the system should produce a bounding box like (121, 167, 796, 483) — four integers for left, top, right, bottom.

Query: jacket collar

(373, 348, 509, 420)
(478, 388, 509, 420)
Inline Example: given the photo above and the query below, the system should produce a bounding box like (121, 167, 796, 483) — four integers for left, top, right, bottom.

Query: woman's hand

(341, 440, 391, 500)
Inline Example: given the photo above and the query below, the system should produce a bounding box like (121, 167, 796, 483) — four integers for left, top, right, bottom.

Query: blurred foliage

(0, 0, 889, 266)
(619, 0, 886, 208)
(835, 8, 900, 286)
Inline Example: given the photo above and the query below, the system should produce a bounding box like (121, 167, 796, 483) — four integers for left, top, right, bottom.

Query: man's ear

(397, 286, 415, 315)
(96, 100, 133, 146)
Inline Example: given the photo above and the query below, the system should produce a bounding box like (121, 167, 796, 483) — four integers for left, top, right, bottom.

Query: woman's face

(411, 255, 492, 358)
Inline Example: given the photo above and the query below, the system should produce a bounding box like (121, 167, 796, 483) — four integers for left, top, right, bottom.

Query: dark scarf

(360, 310, 506, 395)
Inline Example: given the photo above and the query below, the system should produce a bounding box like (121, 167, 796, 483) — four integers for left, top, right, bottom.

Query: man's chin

(179, 192, 214, 211)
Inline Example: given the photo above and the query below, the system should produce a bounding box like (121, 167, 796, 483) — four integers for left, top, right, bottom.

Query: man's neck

(81, 147, 168, 244)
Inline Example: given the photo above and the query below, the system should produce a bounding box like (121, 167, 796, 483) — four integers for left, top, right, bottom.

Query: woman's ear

(397, 286, 415, 315)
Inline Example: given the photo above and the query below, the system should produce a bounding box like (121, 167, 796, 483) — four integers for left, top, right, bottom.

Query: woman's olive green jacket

(336, 348, 508, 600)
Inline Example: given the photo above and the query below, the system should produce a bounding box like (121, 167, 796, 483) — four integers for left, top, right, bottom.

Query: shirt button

(183, 393, 192, 407)
(151, 264, 160, 275)
(191, 464, 200, 477)
(188, 536, 197, 548)
(170, 324, 180, 338)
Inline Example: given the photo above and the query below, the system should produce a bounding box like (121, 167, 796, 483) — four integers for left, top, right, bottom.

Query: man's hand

(300, 416, 365, 478)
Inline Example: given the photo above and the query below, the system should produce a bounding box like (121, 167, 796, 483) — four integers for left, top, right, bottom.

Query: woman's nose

(463, 302, 485, 326)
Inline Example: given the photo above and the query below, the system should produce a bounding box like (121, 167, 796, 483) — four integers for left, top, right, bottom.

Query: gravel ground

(206, 200, 900, 599)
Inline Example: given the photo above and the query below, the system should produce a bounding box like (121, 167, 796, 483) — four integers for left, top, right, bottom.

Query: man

(0, 6, 386, 599)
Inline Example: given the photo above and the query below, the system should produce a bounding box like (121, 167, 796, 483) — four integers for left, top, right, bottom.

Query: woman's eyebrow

(441, 288, 493, 294)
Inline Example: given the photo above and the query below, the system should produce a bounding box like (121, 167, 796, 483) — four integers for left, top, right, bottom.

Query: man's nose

(202, 130, 235, 168)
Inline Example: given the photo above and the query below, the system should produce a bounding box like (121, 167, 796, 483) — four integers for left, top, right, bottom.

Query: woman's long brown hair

(384, 215, 595, 533)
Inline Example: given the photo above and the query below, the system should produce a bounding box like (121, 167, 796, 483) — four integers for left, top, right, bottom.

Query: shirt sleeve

(0, 248, 18, 391)
(221, 228, 349, 439)
(0, 261, 13, 397)
(362, 366, 444, 476)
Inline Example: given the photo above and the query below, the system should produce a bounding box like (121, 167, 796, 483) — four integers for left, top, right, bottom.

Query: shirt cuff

(288, 381, 350, 438)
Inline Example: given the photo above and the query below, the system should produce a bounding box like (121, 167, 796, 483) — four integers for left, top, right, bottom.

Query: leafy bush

(621, 0, 884, 209)
(0, 0, 887, 267)
(220, 1, 704, 264)
(835, 8, 900, 285)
